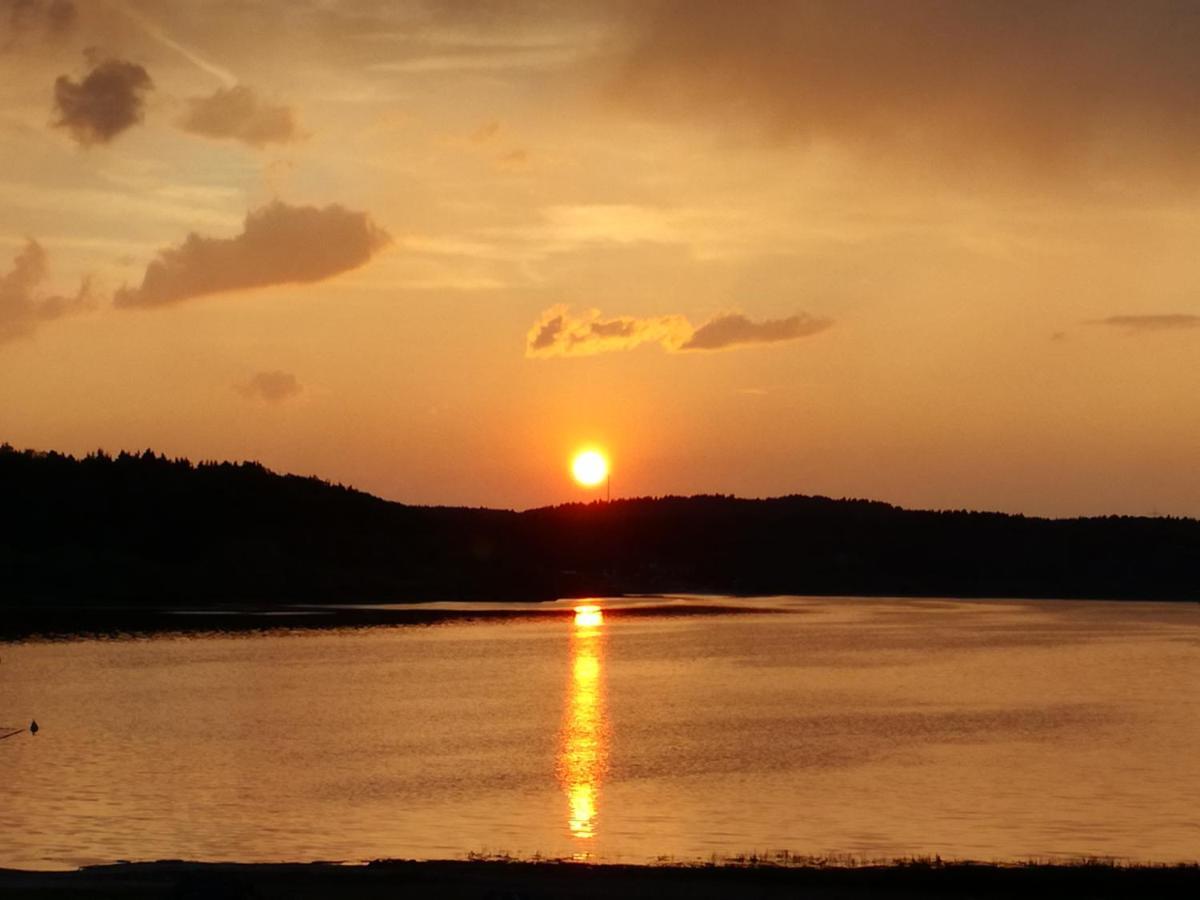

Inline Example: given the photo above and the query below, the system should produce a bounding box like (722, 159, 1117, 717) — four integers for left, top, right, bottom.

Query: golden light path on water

(559, 606, 607, 852)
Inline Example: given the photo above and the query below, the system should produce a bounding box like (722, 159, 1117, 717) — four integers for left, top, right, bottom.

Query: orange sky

(2, 1, 1198, 516)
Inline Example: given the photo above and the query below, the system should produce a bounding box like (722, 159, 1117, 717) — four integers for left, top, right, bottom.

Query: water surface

(1, 597, 1197, 869)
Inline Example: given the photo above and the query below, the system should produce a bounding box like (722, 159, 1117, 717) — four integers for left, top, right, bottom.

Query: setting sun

(571, 451, 609, 489)
(573, 605, 604, 628)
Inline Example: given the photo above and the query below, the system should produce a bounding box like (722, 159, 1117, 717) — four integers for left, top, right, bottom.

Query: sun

(571, 450, 609, 488)
(574, 605, 604, 627)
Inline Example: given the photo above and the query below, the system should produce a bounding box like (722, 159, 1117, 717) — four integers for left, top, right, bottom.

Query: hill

(2, 445, 1197, 609)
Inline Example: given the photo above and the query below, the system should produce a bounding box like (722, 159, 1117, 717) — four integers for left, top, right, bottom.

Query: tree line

(2, 444, 1196, 608)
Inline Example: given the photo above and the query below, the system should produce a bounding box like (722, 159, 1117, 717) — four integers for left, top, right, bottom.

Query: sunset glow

(4, 3, 1199, 887)
(571, 452, 609, 489)
(2, 3, 1198, 516)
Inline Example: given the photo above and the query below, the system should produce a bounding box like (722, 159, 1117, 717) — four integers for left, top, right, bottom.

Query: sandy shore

(1, 859, 1197, 899)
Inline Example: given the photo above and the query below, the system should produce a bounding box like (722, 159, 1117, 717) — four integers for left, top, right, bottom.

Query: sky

(1, 0, 1198, 516)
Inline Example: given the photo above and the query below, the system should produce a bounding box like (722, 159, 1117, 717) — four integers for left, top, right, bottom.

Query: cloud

(526, 305, 830, 358)
(612, 1, 1200, 182)
(470, 120, 500, 142)
(114, 201, 391, 308)
(179, 85, 302, 147)
(2, 0, 75, 44)
(526, 305, 690, 357)
(113, 1, 236, 87)
(496, 148, 530, 170)
(680, 311, 831, 350)
(0, 239, 93, 344)
(53, 55, 153, 146)
(236, 370, 302, 404)
(1089, 314, 1200, 333)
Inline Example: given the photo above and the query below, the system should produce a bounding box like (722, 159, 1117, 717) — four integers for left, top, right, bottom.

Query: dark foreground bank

(1, 860, 1197, 899)
(4, 445, 1199, 608)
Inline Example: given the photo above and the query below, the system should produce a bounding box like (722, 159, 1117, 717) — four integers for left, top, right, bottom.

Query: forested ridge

(2, 445, 1197, 607)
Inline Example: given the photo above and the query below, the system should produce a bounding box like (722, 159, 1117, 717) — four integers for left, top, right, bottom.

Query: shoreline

(2, 858, 1198, 899)
(0, 598, 778, 642)
(3, 593, 1193, 642)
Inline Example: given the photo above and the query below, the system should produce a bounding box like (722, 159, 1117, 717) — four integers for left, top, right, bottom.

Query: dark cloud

(180, 85, 302, 147)
(0, 239, 93, 344)
(2, 0, 75, 45)
(53, 55, 153, 146)
(114, 201, 391, 308)
(236, 370, 303, 403)
(526, 305, 829, 357)
(528, 310, 565, 351)
(680, 312, 831, 350)
(1089, 314, 1200, 333)
(613, 1, 1200, 182)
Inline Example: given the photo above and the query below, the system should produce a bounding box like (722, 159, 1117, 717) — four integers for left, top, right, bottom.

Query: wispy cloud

(613, 1, 1200, 183)
(113, 0, 236, 87)
(1089, 314, 1200, 333)
(236, 370, 302, 404)
(0, 239, 93, 344)
(680, 311, 831, 350)
(114, 201, 390, 308)
(526, 305, 831, 358)
(1, 0, 75, 44)
(371, 45, 582, 73)
(180, 85, 302, 147)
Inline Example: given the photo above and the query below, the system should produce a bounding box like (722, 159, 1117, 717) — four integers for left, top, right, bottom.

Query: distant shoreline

(1, 858, 1197, 899)
(0, 597, 774, 641)
(2, 594, 1193, 642)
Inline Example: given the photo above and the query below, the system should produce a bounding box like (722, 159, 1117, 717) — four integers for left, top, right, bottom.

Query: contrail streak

(110, 1, 238, 88)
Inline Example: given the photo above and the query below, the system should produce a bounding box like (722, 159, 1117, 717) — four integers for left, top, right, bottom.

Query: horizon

(3, 2, 1200, 517)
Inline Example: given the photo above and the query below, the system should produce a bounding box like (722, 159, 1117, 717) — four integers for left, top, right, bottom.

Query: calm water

(1, 597, 1197, 870)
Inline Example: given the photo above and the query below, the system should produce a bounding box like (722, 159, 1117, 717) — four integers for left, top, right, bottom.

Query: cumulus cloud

(114, 201, 391, 308)
(1089, 314, 1200, 333)
(236, 370, 302, 403)
(613, 1, 1200, 181)
(527, 305, 691, 357)
(0, 239, 93, 344)
(180, 85, 302, 147)
(53, 55, 153, 145)
(526, 305, 830, 358)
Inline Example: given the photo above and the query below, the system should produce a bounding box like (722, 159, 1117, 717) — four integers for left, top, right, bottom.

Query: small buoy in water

(29, 720, 38, 735)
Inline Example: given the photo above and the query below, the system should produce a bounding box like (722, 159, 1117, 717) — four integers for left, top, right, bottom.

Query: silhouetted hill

(2, 445, 1197, 610)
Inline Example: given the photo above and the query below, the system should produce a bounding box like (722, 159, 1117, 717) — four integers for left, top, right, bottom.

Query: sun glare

(574, 605, 604, 627)
(571, 450, 609, 488)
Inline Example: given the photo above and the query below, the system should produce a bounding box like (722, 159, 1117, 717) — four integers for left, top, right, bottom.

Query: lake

(1, 597, 1197, 870)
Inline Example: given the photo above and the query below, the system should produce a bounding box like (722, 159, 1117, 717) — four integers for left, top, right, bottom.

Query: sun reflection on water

(558, 606, 607, 851)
